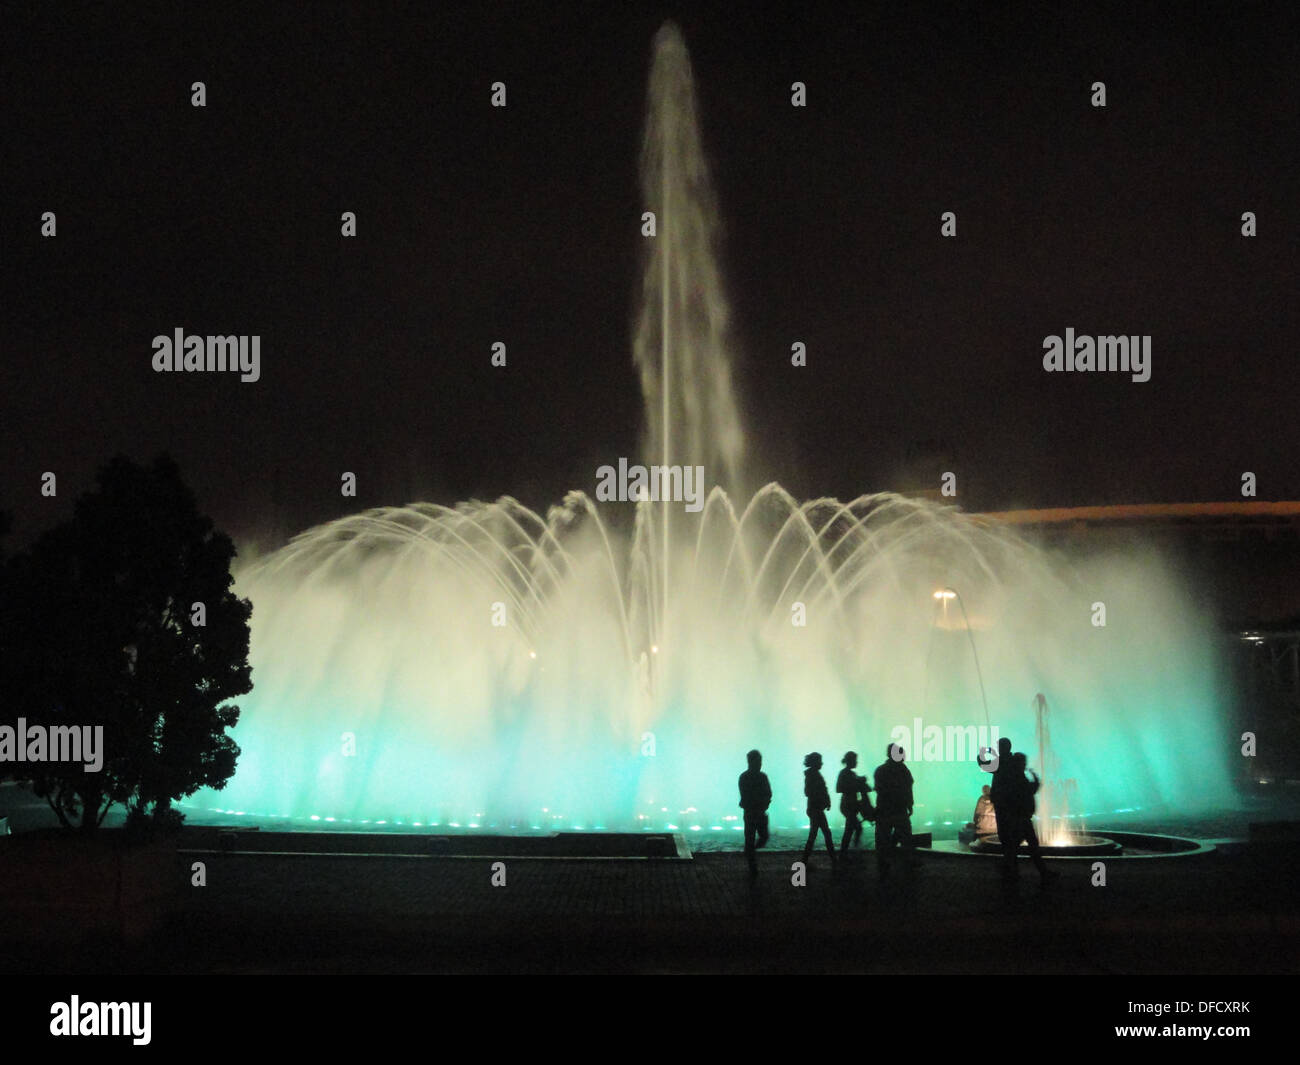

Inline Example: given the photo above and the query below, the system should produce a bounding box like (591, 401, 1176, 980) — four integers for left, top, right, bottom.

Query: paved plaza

(6, 834, 1297, 974)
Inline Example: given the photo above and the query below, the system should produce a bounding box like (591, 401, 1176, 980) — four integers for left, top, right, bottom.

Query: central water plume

(634, 22, 746, 647)
(194, 23, 1236, 834)
(634, 22, 745, 492)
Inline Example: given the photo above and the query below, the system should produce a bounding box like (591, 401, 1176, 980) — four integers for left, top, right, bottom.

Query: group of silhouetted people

(740, 736, 1060, 889)
(738, 744, 916, 880)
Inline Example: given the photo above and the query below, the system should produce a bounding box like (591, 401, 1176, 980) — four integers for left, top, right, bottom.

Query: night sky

(4, 1, 1297, 551)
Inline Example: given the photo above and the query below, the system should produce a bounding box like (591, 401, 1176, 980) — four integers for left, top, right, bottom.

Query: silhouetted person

(987, 738, 1019, 870)
(978, 736, 1013, 789)
(980, 736, 1014, 840)
(856, 771, 876, 843)
(994, 752, 1057, 888)
(873, 743, 914, 877)
(802, 752, 836, 868)
(739, 749, 772, 879)
(837, 751, 872, 853)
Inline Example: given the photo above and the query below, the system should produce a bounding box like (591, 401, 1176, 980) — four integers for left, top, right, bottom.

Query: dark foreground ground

(5, 835, 1299, 975)
(4, 781, 1299, 975)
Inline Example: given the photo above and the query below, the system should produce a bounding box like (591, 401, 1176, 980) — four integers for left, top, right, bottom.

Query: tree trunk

(79, 791, 102, 834)
(45, 794, 72, 830)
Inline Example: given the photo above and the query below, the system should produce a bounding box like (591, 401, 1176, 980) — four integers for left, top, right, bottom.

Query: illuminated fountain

(192, 23, 1237, 835)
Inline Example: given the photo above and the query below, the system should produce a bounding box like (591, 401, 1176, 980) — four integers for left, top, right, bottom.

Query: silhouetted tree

(0, 456, 251, 832)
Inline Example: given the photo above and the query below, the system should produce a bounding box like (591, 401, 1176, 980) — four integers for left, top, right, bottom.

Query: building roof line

(973, 501, 1300, 525)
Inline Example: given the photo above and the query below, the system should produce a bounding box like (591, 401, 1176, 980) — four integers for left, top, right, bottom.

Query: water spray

(932, 587, 991, 729)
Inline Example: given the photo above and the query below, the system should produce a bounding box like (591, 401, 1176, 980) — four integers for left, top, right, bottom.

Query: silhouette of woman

(802, 752, 837, 868)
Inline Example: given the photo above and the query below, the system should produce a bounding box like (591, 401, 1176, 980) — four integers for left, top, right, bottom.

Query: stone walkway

(5, 781, 1298, 973)
(113, 839, 1298, 973)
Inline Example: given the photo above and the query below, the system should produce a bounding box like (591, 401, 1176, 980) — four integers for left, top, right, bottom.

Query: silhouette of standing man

(978, 736, 1012, 790)
(979, 736, 1014, 850)
(995, 752, 1058, 889)
(873, 743, 914, 877)
(984, 737, 1022, 878)
(739, 749, 771, 879)
(802, 752, 837, 869)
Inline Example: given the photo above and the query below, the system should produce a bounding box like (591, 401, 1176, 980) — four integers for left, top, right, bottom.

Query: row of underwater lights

(189, 803, 1144, 831)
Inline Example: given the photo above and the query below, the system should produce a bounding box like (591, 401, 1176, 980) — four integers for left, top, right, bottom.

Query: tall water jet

(192, 23, 1238, 835)
(635, 22, 745, 488)
(1031, 692, 1083, 845)
(635, 23, 746, 646)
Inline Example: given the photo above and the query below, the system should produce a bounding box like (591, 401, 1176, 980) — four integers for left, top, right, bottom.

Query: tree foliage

(0, 455, 251, 832)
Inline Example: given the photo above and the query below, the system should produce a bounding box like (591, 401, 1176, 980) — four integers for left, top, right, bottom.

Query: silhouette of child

(836, 751, 872, 853)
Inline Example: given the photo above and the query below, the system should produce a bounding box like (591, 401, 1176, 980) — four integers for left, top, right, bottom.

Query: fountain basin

(974, 833, 1121, 857)
(931, 830, 1214, 859)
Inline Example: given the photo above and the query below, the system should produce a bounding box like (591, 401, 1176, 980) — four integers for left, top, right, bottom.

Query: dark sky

(4, 1, 1297, 549)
